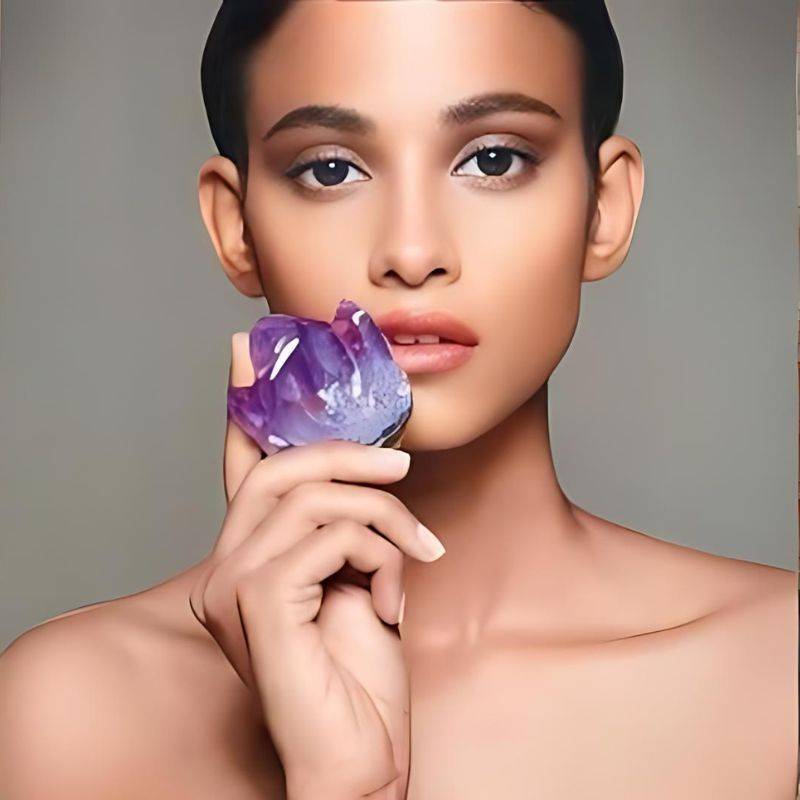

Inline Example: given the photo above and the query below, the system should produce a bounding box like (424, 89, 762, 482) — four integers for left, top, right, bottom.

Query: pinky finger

(254, 519, 405, 628)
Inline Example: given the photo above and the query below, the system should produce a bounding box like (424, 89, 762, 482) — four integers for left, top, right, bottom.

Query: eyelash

(284, 143, 542, 194)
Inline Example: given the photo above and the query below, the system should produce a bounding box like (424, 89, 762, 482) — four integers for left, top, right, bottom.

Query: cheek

(468, 157, 588, 386)
(240, 146, 588, 451)
(242, 176, 370, 314)
(405, 159, 588, 448)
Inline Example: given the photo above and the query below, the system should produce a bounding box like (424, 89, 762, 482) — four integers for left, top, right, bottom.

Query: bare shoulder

(572, 505, 797, 628)
(563, 509, 798, 798)
(0, 589, 271, 799)
(0, 602, 158, 798)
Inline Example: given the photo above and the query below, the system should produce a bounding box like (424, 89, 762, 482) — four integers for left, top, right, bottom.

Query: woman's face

(210, 1, 624, 451)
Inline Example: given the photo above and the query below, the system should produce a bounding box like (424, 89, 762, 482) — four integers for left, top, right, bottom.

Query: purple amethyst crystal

(227, 299, 412, 456)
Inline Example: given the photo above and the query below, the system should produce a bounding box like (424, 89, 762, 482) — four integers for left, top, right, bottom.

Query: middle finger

(229, 480, 445, 574)
(213, 440, 413, 561)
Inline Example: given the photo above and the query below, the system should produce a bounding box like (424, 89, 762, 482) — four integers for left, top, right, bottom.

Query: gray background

(1, 0, 797, 650)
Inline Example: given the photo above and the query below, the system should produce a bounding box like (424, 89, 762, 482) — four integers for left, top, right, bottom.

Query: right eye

(285, 157, 371, 192)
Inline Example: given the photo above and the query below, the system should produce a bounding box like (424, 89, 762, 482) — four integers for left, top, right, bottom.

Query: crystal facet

(227, 299, 413, 456)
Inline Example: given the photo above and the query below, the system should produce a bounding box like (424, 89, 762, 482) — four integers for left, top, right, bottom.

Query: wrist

(284, 772, 357, 800)
(285, 768, 402, 800)
(361, 774, 405, 800)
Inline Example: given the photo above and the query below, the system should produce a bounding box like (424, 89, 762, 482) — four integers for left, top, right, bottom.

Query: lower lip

(389, 342, 476, 374)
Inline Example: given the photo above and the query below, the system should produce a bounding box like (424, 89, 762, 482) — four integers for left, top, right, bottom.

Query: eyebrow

(261, 91, 562, 141)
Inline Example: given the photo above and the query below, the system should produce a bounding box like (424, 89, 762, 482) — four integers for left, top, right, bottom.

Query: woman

(1, 1, 796, 798)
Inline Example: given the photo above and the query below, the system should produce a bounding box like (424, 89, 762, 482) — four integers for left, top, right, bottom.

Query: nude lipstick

(375, 308, 479, 375)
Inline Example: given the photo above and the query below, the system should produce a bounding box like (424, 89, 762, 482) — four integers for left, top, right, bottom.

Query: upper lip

(374, 308, 479, 346)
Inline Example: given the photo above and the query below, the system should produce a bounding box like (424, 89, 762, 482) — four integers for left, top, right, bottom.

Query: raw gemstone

(227, 298, 412, 456)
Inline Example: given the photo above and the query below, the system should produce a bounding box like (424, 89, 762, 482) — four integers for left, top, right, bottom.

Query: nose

(368, 157, 460, 289)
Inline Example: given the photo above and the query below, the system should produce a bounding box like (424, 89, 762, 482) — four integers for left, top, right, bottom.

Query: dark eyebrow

(261, 91, 561, 141)
(262, 105, 375, 141)
(440, 91, 562, 126)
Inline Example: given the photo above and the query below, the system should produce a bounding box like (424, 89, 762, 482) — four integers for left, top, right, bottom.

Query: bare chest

(403, 613, 796, 800)
(141, 606, 794, 800)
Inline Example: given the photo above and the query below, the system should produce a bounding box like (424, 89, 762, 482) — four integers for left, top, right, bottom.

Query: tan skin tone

(0, 2, 797, 798)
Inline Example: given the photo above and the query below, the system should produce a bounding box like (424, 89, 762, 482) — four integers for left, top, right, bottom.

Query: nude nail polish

(416, 523, 446, 560)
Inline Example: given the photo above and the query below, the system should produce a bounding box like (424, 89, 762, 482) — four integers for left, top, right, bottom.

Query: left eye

(452, 145, 538, 179)
(287, 158, 369, 190)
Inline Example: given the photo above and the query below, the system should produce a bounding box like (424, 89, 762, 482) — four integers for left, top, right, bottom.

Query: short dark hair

(201, 0, 623, 211)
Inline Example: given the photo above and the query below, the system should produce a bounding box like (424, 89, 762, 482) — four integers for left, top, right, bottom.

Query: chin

(395, 397, 497, 452)
(396, 371, 550, 452)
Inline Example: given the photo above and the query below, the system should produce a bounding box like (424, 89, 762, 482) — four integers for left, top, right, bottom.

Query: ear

(197, 155, 263, 298)
(582, 135, 645, 283)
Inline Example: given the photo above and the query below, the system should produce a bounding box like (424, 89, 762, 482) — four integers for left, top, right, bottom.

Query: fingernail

(416, 523, 446, 561)
(375, 448, 411, 472)
(398, 591, 406, 625)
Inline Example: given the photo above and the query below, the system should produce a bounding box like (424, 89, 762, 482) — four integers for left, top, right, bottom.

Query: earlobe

(582, 135, 645, 283)
(197, 156, 263, 298)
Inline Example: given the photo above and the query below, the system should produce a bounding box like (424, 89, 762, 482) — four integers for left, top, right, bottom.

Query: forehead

(246, 1, 583, 134)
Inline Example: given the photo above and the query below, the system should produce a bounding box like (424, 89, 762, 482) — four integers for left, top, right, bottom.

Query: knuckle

(305, 438, 342, 462)
(372, 487, 407, 516)
(326, 517, 363, 540)
(247, 464, 275, 500)
(242, 454, 276, 492)
(322, 437, 357, 454)
(316, 438, 364, 471)
(317, 438, 367, 465)
(236, 565, 280, 613)
(320, 519, 369, 556)
(283, 480, 318, 508)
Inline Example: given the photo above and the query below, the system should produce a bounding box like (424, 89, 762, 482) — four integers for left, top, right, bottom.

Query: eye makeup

(284, 146, 370, 183)
(450, 134, 543, 190)
(281, 133, 544, 195)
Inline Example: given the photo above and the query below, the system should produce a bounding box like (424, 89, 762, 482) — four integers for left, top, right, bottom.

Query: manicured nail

(398, 591, 406, 625)
(416, 523, 446, 561)
(376, 448, 411, 472)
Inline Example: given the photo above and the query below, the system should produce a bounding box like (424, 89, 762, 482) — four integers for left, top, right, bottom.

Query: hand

(189, 333, 445, 800)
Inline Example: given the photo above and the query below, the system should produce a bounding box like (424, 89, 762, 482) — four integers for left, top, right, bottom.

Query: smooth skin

(0, 2, 797, 798)
(190, 336, 439, 800)
(191, 340, 429, 800)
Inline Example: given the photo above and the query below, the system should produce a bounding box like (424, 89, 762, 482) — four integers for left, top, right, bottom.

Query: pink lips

(375, 308, 480, 346)
(374, 308, 479, 375)
(387, 341, 475, 374)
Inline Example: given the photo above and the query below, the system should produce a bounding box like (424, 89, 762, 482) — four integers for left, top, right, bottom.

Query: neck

(391, 382, 585, 648)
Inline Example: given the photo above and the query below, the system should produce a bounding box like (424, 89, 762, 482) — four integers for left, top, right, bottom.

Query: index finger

(223, 331, 262, 504)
